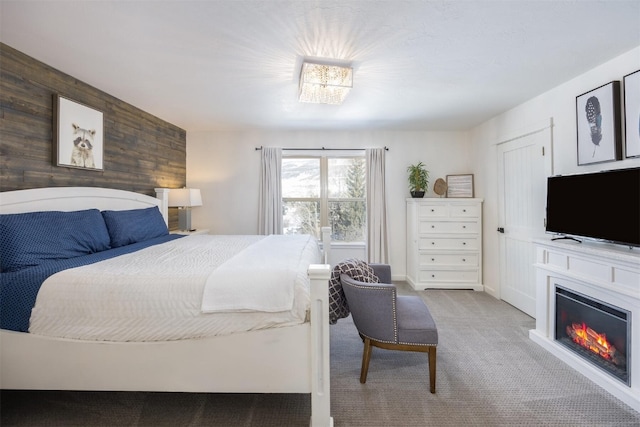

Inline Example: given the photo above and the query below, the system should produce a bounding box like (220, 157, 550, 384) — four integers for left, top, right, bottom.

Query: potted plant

(407, 162, 429, 198)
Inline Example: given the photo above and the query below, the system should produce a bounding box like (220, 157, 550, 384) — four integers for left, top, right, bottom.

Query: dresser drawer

(450, 204, 481, 218)
(417, 203, 448, 218)
(418, 220, 479, 234)
(418, 269, 479, 283)
(418, 237, 480, 250)
(419, 253, 479, 267)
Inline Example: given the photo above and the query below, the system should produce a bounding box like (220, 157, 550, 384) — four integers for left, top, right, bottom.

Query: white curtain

(366, 148, 389, 263)
(258, 147, 282, 235)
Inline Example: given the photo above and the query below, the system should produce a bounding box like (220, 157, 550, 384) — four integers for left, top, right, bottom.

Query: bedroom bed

(0, 186, 333, 427)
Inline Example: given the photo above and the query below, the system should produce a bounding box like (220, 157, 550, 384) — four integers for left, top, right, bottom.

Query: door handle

(497, 227, 505, 233)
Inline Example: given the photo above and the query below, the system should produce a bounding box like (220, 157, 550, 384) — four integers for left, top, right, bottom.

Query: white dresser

(406, 198, 483, 291)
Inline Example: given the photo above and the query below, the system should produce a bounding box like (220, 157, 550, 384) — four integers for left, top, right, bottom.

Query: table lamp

(168, 188, 202, 231)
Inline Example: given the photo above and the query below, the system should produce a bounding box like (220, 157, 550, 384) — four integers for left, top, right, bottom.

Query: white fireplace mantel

(530, 237, 640, 413)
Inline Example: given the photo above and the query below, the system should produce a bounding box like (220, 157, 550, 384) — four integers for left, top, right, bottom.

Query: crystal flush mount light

(298, 61, 353, 105)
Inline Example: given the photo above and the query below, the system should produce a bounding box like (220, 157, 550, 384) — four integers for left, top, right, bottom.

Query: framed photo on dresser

(446, 174, 474, 198)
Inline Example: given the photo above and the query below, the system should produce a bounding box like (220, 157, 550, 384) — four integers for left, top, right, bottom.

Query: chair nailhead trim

(361, 333, 395, 345)
(348, 282, 398, 342)
(398, 342, 437, 347)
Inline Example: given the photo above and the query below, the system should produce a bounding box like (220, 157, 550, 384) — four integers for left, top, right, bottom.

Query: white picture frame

(54, 94, 104, 171)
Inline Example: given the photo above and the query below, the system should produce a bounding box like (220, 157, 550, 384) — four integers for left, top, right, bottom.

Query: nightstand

(170, 229, 210, 236)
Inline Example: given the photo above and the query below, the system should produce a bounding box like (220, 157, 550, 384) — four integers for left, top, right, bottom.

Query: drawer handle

(431, 258, 435, 261)
(430, 209, 435, 212)
(431, 242, 435, 245)
(463, 209, 466, 212)
(431, 225, 435, 228)
(431, 274, 435, 278)
(462, 258, 466, 262)
(462, 225, 466, 229)
(463, 242, 466, 245)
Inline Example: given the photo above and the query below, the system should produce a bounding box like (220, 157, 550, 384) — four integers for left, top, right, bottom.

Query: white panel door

(497, 124, 552, 317)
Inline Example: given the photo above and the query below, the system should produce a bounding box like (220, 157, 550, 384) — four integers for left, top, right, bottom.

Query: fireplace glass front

(555, 286, 630, 386)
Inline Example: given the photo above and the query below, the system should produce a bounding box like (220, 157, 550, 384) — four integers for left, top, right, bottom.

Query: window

(282, 156, 366, 242)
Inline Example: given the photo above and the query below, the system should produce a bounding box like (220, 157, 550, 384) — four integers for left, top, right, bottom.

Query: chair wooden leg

(360, 337, 372, 383)
(428, 346, 436, 393)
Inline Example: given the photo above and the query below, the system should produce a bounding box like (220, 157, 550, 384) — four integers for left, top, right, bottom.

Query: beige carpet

(2, 284, 639, 426)
(331, 285, 639, 426)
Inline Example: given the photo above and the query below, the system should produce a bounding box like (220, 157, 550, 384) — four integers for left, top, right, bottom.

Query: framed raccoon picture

(53, 94, 104, 171)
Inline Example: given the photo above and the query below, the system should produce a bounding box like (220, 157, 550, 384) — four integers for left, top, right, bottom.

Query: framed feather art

(575, 81, 622, 166)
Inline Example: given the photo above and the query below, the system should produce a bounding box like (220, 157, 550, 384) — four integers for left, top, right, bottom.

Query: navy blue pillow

(102, 206, 168, 248)
(0, 209, 111, 273)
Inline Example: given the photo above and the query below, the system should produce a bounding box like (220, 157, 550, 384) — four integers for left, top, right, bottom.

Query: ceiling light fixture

(298, 61, 353, 105)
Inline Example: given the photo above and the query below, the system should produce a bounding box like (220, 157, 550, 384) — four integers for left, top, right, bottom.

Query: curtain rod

(255, 146, 389, 151)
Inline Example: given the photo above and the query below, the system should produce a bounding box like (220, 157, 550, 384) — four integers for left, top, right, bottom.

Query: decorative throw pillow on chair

(329, 259, 380, 324)
(333, 258, 380, 284)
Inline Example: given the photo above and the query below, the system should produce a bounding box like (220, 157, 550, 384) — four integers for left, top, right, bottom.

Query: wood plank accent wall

(0, 43, 186, 228)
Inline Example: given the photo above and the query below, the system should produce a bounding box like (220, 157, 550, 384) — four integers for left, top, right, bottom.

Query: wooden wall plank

(0, 43, 186, 229)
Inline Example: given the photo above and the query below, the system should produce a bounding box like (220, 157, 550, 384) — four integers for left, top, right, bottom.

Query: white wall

(187, 130, 471, 276)
(471, 46, 640, 299)
(186, 45, 639, 290)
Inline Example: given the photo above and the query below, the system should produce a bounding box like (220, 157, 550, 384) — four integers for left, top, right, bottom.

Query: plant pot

(410, 191, 425, 198)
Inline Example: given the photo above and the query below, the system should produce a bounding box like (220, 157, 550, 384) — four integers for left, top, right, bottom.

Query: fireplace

(530, 238, 640, 413)
(555, 286, 630, 385)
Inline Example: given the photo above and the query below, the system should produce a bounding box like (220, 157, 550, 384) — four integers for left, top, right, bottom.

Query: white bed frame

(0, 187, 333, 427)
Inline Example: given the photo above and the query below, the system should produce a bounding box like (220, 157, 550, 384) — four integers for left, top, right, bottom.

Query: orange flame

(567, 322, 615, 361)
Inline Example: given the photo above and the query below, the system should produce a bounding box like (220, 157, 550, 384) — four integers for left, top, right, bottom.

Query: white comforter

(29, 234, 321, 342)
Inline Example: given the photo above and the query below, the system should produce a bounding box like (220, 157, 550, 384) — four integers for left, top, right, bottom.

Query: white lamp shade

(168, 188, 202, 207)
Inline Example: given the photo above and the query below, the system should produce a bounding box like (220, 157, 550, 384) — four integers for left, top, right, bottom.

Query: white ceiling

(1, 1, 639, 132)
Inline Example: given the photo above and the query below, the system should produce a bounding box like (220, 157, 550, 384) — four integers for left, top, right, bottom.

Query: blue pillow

(0, 209, 111, 273)
(102, 206, 168, 248)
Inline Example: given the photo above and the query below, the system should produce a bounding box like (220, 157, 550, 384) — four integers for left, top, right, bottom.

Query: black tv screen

(546, 168, 640, 247)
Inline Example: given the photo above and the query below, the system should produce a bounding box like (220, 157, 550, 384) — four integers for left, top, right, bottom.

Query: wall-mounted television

(545, 167, 640, 248)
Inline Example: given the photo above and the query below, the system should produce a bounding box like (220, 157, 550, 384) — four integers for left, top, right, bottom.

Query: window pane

(282, 158, 320, 198)
(329, 200, 366, 242)
(283, 200, 320, 237)
(328, 157, 365, 198)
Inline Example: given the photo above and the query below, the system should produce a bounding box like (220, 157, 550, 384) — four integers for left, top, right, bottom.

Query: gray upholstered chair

(340, 263, 438, 393)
